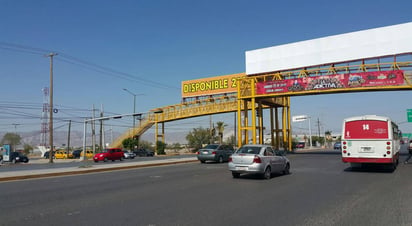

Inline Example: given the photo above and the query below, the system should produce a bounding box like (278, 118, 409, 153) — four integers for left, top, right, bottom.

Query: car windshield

(236, 146, 261, 154)
(204, 144, 219, 149)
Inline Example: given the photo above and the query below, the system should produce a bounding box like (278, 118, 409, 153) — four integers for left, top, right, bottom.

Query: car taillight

(196, 152, 199, 155)
(228, 156, 232, 162)
(253, 155, 262, 163)
(212, 151, 216, 155)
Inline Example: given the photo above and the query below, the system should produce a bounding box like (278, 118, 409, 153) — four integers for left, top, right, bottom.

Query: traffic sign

(292, 115, 308, 122)
(407, 109, 412, 122)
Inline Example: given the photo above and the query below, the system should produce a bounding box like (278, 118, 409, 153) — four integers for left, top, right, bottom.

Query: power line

(0, 41, 180, 90)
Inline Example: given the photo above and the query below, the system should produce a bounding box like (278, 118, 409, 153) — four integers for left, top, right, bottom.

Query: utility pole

(92, 105, 96, 155)
(67, 120, 71, 158)
(12, 123, 20, 134)
(99, 104, 104, 151)
(11, 123, 20, 152)
(47, 52, 57, 163)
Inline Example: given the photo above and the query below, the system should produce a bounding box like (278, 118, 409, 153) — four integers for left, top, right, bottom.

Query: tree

(23, 144, 33, 155)
(325, 130, 333, 148)
(139, 140, 153, 150)
(1, 133, 21, 151)
(216, 121, 227, 144)
(168, 143, 182, 153)
(122, 138, 138, 151)
(186, 127, 211, 151)
(225, 135, 236, 146)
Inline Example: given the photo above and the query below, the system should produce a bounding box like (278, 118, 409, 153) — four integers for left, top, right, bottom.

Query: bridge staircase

(110, 94, 286, 148)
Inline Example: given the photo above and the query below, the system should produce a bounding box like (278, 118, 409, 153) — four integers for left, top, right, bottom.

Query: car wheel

(218, 156, 223, 163)
(200, 160, 205, 164)
(120, 157, 124, 161)
(283, 163, 290, 175)
(104, 157, 108, 162)
(12, 159, 16, 164)
(263, 167, 271, 179)
(232, 172, 240, 178)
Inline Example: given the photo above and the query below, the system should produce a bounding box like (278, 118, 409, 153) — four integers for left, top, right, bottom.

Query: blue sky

(1, 0, 412, 142)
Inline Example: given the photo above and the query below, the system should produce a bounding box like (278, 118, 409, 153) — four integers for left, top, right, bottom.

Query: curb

(0, 159, 199, 182)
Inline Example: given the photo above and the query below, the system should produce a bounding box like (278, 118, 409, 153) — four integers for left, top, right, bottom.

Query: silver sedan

(228, 144, 290, 179)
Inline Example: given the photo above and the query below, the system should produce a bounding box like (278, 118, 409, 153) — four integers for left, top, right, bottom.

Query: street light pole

(308, 117, 312, 148)
(122, 88, 137, 128)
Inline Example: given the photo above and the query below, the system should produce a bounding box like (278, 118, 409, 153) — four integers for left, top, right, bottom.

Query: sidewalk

(0, 157, 198, 182)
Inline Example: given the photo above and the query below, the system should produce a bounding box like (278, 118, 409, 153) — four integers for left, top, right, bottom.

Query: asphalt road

(0, 154, 195, 172)
(0, 148, 411, 226)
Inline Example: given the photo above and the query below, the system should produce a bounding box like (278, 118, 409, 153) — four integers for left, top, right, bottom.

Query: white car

(228, 144, 290, 179)
(123, 151, 135, 159)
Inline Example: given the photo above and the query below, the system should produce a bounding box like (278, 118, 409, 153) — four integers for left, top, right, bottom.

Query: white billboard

(246, 22, 412, 75)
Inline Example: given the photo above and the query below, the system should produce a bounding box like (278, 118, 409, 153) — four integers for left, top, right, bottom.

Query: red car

(296, 142, 305, 149)
(93, 148, 124, 162)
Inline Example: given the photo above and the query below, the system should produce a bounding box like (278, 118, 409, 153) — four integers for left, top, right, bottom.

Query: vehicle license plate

(236, 166, 247, 171)
(360, 146, 373, 152)
(203, 151, 209, 154)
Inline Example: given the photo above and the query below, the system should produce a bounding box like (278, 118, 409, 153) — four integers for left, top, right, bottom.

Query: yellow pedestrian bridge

(111, 55, 412, 151)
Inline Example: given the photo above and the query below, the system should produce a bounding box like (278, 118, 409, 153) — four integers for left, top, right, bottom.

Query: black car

(10, 152, 29, 163)
(43, 151, 55, 159)
(72, 150, 82, 158)
(133, 148, 155, 157)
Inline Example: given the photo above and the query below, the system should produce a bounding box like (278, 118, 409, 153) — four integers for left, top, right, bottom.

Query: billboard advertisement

(181, 73, 245, 98)
(246, 22, 412, 75)
(2, 144, 11, 162)
(256, 70, 405, 95)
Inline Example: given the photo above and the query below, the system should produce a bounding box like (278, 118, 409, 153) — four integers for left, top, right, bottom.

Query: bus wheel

(390, 163, 397, 171)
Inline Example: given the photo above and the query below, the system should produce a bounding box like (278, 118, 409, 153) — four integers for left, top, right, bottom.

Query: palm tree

(216, 121, 227, 144)
(325, 130, 332, 148)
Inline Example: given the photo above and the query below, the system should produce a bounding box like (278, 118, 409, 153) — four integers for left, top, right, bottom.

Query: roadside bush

(156, 141, 166, 155)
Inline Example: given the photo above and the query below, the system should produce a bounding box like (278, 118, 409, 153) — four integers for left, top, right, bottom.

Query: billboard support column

(258, 101, 263, 144)
(287, 97, 292, 151)
(282, 98, 287, 150)
(237, 98, 242, 148)
(270, 107, 275, 147)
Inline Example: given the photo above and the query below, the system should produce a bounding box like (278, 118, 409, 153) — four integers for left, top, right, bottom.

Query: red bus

(341, 115, 401, 170)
